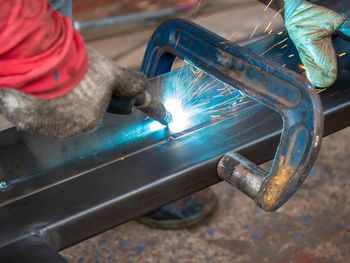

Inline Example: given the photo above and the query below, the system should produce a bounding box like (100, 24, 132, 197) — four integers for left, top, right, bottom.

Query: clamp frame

(141, 19, 323, 211)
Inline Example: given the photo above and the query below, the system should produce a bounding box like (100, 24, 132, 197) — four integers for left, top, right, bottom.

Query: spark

(175, 31, 182, 49)
(338, 52, 347, 57)
(316, 88, 327, 94)
(264, 22, 272, 33)
(193, 0, 202, 17)
(288, 54, 295, 58)
(277, 37, 288, 45)
(264, 0, 274, 11)
(250, 24, 260, 39)
(298, 64, 305, 70)
(260, 37, 288, 56)
(274, 7, 284, 17)
(220, 32, 237, 45)
(228, 32, 236, 41)
(151, 64, 249, 134)
(260, 43, 279, 56)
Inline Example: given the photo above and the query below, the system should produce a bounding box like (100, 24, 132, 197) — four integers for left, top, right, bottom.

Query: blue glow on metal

(149, 64, 249, 133)
(149, 120, 165, 131)
(7, 65, 250, 188)
(149, 98, 189, 132)
(165, 98, 189, 132)
(152, 64, 248, 133)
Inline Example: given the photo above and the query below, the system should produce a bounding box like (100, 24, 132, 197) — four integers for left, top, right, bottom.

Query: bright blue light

(165, 98, 189, 132)
(147, 64, 246, 135)
(148, 98, 189, 133)
(149, 121, 165, 131)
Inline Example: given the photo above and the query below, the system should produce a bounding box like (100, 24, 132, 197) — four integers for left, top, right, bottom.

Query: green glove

(284, 0, 346, 88)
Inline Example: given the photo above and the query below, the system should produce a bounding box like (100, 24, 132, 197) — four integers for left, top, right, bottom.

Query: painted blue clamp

(141, 19, 324, 211)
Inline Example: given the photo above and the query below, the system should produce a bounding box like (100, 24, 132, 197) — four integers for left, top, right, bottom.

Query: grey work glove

(284, 0, 347, 88)
(0, 47, 149, 139)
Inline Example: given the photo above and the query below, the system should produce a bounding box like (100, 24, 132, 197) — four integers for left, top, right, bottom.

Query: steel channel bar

(0, 74, 349, 251)
(0, 236, 68, 263)
(0, 85, 350, 250)
(0, 32, 349, 252)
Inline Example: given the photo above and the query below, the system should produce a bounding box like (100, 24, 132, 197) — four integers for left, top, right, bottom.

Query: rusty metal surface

(217, 152, 265, 200)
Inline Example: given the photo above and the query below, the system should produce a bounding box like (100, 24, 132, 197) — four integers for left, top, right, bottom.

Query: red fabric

(0, 0, 88, 99)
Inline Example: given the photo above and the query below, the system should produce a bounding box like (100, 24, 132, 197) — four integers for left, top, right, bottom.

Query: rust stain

(234, 164, 248, 177)
(261, 157, 295, 211)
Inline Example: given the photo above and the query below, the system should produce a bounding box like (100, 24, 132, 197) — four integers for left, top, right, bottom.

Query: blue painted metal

(141, 19, 324, 211)
(48, 0, 72, 18)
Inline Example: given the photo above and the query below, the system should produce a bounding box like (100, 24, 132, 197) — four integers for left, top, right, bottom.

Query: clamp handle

(141, 19, 323, 211)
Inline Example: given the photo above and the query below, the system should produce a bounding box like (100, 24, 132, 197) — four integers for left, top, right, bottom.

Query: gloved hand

(259, 0, 349, 88)
(0, 0, 150, 139)
(284, 0, 347, 88)
(0, 47, 149, 139)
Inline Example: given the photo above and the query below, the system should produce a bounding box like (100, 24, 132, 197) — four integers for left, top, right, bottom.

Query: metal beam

(0, 236, 67, 263)
(0, 25, 349, 255)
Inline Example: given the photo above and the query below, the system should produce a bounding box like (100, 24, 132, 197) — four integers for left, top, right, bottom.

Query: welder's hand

(0, 47, 149, 139)
(284, 0, 346, 88)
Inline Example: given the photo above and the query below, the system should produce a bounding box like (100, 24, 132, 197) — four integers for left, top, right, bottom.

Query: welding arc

(135, 91, 173, 126)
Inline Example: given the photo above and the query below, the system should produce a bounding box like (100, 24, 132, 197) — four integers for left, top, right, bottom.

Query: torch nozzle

(135, 92, 173, 126)
(161, 110, 174, 126)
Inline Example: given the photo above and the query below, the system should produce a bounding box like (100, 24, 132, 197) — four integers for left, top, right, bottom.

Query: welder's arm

(258, 0, 349, 88)
(0, 48, 149, 139)
(0, 0, 149, 139)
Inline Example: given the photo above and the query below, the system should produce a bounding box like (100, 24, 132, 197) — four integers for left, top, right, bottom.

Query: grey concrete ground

(60, 1, 350, 262)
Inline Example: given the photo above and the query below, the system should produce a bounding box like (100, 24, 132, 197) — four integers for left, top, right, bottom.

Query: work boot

(137, 188, 217, 229)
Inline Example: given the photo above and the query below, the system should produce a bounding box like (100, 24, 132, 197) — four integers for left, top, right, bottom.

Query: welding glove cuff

(284, 0, 346, 88)
(0, 47, 149, 139)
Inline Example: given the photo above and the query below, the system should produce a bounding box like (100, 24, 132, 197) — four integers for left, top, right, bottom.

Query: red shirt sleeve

(0, 0, 88, 99)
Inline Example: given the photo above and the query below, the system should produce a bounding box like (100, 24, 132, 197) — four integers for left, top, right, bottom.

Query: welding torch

(107, 91, 173, 126)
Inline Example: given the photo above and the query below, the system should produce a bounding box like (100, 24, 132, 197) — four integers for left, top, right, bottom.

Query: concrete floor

(61, 1, 350, 262)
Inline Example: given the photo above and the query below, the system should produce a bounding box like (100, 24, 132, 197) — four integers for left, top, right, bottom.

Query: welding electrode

(135, 91, 173, 126)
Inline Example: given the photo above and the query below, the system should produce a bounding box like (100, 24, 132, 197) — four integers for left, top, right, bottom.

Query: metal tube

(75, 8, 176, 31)
(217, 152, 265, 200)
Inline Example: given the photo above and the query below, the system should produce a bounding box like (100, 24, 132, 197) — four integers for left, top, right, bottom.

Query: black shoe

(137, 188, 217, 229)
